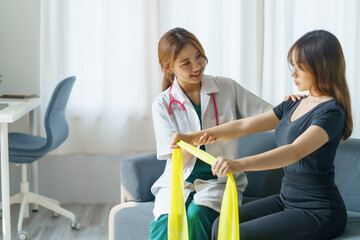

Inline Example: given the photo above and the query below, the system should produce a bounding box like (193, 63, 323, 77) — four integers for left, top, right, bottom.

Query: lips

(191, 71, 201, 78)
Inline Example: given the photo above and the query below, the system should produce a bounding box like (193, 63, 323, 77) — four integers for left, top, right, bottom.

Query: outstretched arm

(171, 109, 280, 147)
(211, 125, 329, 175)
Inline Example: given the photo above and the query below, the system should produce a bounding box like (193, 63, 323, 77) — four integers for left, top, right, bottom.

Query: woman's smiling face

(170, 43, 206, 87)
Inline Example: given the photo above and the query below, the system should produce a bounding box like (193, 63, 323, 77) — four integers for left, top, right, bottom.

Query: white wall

(0, 0, 40, 95)
(0, 0, 125, 203)
(0, 0, 41, 197)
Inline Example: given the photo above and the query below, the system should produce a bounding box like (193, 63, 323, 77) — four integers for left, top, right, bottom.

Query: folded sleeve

(272, 101, 287, 120)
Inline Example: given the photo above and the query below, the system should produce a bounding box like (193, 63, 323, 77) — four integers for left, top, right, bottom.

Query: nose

(290, 67, 299, 78)
(192, 60, 201, 71)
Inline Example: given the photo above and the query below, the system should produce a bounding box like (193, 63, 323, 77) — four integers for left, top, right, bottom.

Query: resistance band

(168, 148, 189, 240)
(168, 140, 239, 240)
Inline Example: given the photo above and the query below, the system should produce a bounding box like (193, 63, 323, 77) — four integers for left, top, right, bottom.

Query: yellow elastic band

(177, 140, 216, 166)
(168, 148, 189, 240)
(167, 140, 240, 240)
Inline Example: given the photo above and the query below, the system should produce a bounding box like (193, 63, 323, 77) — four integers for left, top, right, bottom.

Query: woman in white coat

(150, 27, 297, 239)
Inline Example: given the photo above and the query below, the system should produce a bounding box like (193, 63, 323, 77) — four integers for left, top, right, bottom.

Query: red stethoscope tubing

(212, 92, 219, 126)
(168, 83, 219, 126)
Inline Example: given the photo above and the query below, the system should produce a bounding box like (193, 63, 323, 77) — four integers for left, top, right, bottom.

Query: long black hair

(288, 30, 352, 140)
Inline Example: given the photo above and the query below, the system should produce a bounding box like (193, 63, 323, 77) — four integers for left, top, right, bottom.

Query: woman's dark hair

(158, 27, 208, 91)
(287, 30, 352, 140)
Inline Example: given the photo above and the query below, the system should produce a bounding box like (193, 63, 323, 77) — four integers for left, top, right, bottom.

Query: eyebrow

(178, 58, 190, 64)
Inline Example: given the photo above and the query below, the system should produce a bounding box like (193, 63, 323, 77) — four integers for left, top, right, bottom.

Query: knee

(187, 207, 204, 224)
(211, 217, 220, 240)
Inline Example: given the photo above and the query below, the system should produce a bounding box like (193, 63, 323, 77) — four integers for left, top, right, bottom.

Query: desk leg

(29, 109, 39, 211)
(1, 123, 11, 240)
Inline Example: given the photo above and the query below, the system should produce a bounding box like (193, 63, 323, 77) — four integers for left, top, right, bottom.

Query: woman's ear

(164, 64, 173, 74)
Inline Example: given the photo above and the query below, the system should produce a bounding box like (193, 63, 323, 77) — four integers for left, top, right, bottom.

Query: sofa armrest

(120, 153, 166, 203)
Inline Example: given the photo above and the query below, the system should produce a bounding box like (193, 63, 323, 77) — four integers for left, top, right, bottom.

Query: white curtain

(40, 0, 360, 154)
(261, 0, 360, 136)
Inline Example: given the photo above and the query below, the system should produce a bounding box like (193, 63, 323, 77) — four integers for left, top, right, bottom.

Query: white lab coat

(151, 75, 272, 220)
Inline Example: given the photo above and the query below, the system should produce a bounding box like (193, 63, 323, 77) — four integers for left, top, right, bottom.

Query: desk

(0, 99, 40, 240)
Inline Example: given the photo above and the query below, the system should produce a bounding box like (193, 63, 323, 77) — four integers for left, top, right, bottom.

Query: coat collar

(170, 75, 219, 104)
(201, 75, 219, 95)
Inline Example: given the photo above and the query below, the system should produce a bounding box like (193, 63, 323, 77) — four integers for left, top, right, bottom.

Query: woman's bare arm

(171, 110, 280, 147)
(211, 125, 329, 175)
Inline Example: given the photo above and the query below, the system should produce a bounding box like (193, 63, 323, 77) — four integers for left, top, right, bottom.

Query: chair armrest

(120, 153, 166, 203)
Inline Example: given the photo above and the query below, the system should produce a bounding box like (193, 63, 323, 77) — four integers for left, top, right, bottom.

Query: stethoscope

(168, 83, 219, 132)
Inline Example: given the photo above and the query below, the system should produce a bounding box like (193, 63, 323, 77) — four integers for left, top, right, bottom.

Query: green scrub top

(185, 97, 217, 183)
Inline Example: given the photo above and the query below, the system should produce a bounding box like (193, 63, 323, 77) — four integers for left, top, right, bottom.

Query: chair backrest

(43, 76, 75, 152)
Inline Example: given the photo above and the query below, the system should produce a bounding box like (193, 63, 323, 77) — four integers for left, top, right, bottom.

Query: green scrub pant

(149, 193, 219, 240)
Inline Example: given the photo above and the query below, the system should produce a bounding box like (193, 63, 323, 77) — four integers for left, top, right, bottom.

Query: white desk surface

(0, 98, 40, 122)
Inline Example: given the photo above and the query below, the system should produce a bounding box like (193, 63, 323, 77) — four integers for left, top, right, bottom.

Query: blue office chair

(0, 76, 80, 240)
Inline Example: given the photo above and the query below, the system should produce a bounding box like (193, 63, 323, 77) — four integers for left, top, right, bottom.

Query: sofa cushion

(334, 138, 360, 213)
(120, 153, 165, 203)
(237, 131, 283, 199)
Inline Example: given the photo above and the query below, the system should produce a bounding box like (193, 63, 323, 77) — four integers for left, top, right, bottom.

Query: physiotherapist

(149, 27, 299, 240)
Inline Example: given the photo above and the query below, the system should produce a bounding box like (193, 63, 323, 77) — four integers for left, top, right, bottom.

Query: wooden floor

(1, 203, 116, 240)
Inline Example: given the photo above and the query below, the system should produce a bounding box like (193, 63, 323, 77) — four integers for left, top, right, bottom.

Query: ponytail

(162, 72, 175, 91)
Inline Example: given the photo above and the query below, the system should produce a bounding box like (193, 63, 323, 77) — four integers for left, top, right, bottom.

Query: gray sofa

(109, 131, 360, 240)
